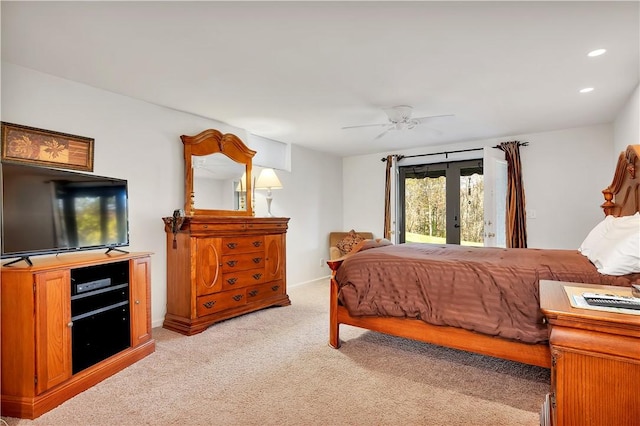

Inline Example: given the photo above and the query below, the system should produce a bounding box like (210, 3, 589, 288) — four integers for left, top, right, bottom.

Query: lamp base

(266, 196, 274, 217)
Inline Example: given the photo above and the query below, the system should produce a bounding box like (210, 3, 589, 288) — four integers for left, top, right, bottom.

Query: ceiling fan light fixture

(383, 105, 412, 124)
(587, 48, 606, 57)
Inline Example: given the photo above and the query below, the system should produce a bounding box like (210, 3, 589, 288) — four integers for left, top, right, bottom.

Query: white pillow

(586, 213, 640, 276)
(579, 215, 615, 256)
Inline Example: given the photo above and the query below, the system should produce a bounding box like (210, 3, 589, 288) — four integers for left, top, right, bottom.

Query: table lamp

(255, 168, 283, 217)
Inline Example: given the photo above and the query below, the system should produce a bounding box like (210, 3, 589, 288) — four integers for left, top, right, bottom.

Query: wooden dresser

(539, 280, 640, 426)
(163, 215, 290, 335)
(1, 252, 155, 419)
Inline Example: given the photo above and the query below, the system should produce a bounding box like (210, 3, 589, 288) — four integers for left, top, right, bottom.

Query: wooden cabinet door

(264, 234, 285, 282)
(130, 257, 152, 347)
(552, 345, 640, 426)
(195, 237, 223, 296)
(35, 270, 72, 394)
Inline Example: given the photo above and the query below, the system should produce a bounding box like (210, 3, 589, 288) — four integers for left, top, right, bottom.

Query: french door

(398, 159, 484, 245)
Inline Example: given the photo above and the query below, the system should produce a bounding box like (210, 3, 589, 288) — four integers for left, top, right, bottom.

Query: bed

(328, 144, 640, 368)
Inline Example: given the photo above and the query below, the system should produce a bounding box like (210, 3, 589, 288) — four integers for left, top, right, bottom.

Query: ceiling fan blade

(412, 114, 455, 124)
(341, 123, 389, 130)
(373, 128, 391, 140)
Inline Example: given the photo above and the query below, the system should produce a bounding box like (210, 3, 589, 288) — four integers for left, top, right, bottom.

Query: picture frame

(1, 122, 94, 172)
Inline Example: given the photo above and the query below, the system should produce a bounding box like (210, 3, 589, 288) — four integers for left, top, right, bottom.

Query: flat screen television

(1, 162, 129, 265)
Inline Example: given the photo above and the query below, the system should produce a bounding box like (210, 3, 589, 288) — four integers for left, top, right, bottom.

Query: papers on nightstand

(563, 285, 640, 316)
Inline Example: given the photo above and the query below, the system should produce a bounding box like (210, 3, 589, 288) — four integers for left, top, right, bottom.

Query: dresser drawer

(189, 222, 247, 233)
(221, 236, 264, 254)
(245, 221, 288, 232)
(196, 289, 246, 317)
(246, 281, 285, 303)
(222, 268, 266, 290)
(221, 252, 265, 272)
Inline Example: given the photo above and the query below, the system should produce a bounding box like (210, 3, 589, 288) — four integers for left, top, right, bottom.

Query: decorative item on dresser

(163, 129, 290, 336)
(0, 252, 155, 419)
(539, 280, 640, 426)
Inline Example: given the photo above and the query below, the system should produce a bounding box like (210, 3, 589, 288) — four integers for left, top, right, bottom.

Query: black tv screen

(1, 162, 129, 261)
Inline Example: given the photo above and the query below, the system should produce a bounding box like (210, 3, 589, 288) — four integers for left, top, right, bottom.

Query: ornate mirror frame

(181, 129, 256, 216)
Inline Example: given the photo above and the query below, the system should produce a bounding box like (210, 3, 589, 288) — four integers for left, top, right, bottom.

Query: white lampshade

(255, 168, 283, 190)
(254, 168, 282, 217)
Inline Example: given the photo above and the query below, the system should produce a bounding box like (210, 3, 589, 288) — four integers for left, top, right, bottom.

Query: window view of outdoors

(405, 175, 446, 244)
(459, 173, 484, 246)
(404, 172, 484, 246)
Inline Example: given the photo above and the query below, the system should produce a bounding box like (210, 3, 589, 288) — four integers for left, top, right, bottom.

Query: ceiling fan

(342, 105, 454, 140)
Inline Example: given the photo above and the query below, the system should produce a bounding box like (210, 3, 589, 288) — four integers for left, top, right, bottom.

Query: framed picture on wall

(1, 122, 94, 172)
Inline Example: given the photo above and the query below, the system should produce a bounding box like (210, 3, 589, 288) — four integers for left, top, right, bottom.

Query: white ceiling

(2, 1, 638, 157)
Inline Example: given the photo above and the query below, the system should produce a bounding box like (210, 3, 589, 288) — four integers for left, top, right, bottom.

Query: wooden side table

(539, 280, 640, 426)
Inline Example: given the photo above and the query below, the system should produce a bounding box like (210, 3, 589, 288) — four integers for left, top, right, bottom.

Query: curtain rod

(380, 147, 482, 162)
(493, 141, 529, 149)
(380, 141, 529, 162)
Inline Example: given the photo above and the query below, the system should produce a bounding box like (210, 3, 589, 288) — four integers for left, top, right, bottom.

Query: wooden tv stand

(1, 252, 156, 419)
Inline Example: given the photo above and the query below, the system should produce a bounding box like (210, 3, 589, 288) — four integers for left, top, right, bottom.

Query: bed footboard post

(329, 276, 340, 348)
(327, 259, 343, 349)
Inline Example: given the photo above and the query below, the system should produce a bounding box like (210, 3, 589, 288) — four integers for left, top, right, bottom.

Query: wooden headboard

(601, 144, 640, 216)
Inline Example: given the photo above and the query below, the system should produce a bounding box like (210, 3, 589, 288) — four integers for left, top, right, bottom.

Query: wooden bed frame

(328, 144, 640, 369)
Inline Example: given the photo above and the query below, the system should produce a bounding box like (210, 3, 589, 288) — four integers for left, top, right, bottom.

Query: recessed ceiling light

(580, 87, 594, 93)
(587, 49, 606, 57)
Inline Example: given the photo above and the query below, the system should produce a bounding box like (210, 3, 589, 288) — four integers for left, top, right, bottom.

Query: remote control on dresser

(582, 292, 640, 311)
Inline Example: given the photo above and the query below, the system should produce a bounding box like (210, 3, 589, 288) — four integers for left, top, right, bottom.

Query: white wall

(266, 144, 343, 284)
(614, 83, 640, 156)
(520, 125, 614, 248)
(342, 152, 389, 238)
(343, 124, 617, 250)
(1, 63, 342, 327)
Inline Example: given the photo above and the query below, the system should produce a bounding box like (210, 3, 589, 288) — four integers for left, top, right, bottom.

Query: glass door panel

(399, 159, 483, 245)
(404, 172, 446, 244)
(459, 169, 484, 246)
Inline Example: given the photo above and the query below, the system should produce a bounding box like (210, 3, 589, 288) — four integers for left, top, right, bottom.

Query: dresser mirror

(181, 129, 256, 216)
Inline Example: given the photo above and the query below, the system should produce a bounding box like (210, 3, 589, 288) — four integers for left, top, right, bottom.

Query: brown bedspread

(335, 243, 640, 344)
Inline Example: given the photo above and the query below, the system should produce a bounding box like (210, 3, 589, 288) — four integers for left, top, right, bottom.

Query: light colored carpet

(3, 279, 549, 425)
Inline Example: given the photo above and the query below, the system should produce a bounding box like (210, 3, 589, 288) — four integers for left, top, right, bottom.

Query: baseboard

(288, 276, 331, 288)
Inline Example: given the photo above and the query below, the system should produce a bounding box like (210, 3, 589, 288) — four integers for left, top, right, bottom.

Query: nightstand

(539, 280, 640, 426)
